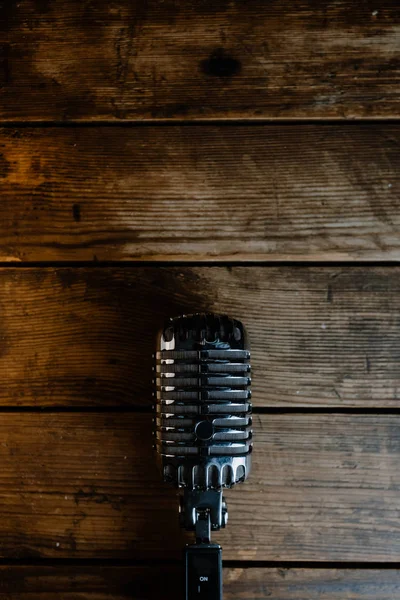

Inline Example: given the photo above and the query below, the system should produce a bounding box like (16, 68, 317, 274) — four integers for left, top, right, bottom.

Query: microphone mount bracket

(180, 489, 228, 543)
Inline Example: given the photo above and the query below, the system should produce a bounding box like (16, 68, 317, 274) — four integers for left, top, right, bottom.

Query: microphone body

(154, 313, 252, 600)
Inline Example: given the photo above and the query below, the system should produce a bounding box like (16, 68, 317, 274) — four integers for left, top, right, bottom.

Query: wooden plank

(0, 126, 399, 262)
(0, 412, 398, 560)
(0, 566, 399, 599)
(1, 266, 400, 407)
(0, 1, 399, 121)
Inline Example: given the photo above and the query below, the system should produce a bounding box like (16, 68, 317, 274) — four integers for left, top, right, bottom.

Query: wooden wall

(0, 0, 400, 597)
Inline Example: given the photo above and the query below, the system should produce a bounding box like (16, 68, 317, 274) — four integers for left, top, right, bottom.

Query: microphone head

(154, 313, 252, 491)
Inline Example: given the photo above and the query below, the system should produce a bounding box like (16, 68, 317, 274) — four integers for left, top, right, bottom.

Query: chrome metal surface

(154, 313, 252, 490)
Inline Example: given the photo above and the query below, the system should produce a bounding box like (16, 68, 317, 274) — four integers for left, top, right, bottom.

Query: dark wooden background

(0, 0, 400, 597)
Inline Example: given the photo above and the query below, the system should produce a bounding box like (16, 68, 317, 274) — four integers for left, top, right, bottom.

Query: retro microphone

(154, 313, 252, 600)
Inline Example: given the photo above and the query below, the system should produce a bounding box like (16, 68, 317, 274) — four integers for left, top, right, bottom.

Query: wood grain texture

(1, 566, 400, 599)
(0, 126, 399, 261)
(0, 413, 398, 560)
(1, 266, 400, 407)
(0, 0, 399, 121)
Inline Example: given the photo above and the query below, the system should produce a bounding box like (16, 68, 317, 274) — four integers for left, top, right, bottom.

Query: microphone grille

(154, 313, 252, 489)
